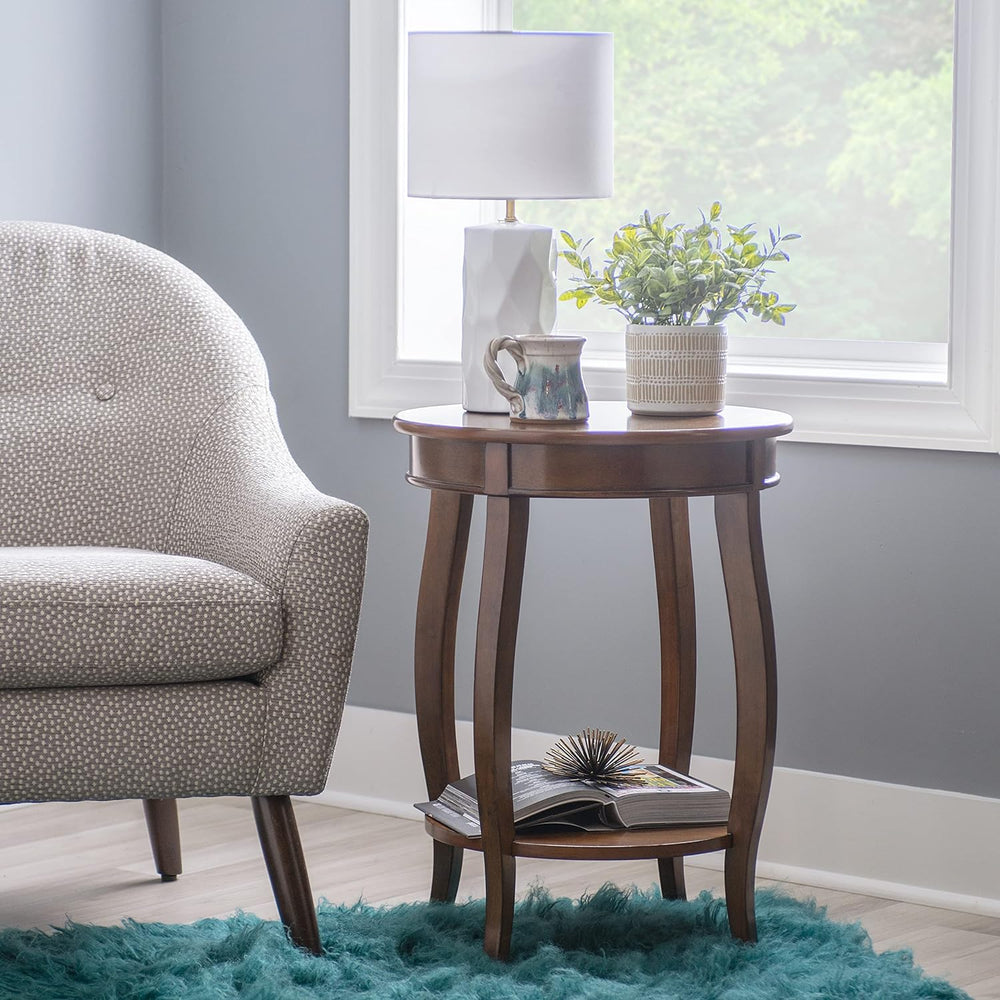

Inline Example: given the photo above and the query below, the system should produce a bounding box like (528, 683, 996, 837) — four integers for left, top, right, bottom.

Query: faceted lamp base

(462, 222, 557, 413)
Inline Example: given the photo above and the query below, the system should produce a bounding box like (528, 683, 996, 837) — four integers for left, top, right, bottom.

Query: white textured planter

(625, 323, 727, 415)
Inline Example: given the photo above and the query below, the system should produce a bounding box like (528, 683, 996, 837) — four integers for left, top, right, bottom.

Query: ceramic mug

(484, 334, 589, 422)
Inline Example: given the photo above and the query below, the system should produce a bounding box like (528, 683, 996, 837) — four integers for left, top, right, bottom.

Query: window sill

(349, 352, 996, 453)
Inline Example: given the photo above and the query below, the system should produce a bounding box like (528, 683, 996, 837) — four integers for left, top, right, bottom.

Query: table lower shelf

(425, 817, 732, 861)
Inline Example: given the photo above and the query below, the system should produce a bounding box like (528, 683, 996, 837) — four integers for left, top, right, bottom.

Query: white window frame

(349, 0, 1000, 452)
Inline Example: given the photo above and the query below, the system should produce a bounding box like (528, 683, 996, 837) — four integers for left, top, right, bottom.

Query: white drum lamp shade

(408, 31, 613, 412)
(408, 32, 613, 200)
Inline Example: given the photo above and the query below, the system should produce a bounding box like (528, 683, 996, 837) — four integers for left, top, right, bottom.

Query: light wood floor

(1, 798, 998, 998)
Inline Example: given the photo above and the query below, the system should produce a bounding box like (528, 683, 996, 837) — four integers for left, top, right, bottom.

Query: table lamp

(408, 31, 613, 413)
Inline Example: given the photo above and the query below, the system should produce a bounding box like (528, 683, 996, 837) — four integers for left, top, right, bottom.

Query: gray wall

(11, 1, 1000, 799)
(0, 0, 161, 245)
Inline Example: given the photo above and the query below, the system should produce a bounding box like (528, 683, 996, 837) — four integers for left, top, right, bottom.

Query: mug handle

(484, 336, 526, 417)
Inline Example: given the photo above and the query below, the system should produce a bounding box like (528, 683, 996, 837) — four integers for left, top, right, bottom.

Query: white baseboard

(317, 705, 1000, 917)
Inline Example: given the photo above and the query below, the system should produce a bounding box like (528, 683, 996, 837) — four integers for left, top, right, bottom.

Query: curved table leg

(415, 489, 474, 903)
(474, 495, 529, 960)
(649, 497, 697, 901)
(715, 491, 777, 942)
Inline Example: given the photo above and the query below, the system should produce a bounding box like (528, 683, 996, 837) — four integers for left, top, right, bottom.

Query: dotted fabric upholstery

(167, 387, 369, 793)
(0, 683, 266, 802)
(0, 222, 267, 549)
(0, 221, 369, 801)
(0, 547, 282, 689)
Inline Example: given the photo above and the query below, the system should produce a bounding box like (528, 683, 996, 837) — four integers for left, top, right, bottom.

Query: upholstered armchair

(0, 222, 368, 953)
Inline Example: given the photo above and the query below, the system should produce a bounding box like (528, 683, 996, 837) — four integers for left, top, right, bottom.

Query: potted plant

(559, 203, 799, 414)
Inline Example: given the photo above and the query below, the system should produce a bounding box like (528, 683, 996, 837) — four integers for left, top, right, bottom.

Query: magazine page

(600, 763, 712, 799)
(516, 802, 612, 833)
(438, 761, 610, 822)
(417, 760, 612, 834)
(438, 775, 478, 815)
(508, 760, 610, 819)
(414, 798, 482, 838)
(600, 764, 731, 827)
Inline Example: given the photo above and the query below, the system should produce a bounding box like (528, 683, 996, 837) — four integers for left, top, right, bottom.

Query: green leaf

(548, 203, 797, 326)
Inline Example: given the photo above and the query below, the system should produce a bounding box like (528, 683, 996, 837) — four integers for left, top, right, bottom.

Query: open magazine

(415, 760, 730, 838)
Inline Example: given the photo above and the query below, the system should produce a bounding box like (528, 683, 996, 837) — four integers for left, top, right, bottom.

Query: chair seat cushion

(0, 547, 282, 689)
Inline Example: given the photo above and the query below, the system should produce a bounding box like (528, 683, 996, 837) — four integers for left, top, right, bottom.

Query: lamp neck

(503, 199, 518, 224)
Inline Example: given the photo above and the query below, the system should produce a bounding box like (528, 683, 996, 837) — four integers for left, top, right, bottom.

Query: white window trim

(349, 0, 1000, 452)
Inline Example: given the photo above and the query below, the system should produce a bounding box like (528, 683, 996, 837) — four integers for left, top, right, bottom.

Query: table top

(394, 402, 793, 446)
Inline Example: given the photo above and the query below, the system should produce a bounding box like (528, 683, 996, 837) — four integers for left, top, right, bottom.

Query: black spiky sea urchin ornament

(542, 728, 644, 783)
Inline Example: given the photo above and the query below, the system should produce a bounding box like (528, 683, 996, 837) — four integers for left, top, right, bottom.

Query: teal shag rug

(0, 886, 971, 999)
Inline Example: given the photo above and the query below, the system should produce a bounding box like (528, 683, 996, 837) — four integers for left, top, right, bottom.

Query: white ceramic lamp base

(462, 222, 556, 413)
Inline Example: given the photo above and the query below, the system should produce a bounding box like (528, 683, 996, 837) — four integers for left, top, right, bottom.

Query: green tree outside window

(515, 0, 953, 342)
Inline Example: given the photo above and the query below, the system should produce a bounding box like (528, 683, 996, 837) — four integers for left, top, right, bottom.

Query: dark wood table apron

(393, 402, 793, 959)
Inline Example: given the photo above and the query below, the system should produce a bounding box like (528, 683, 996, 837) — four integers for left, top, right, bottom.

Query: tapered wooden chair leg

(142, 798, 182, 882)
(252, 795, 322, 955)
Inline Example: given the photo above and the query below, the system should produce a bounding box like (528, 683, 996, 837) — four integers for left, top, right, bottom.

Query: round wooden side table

(393, 401, 793, 960)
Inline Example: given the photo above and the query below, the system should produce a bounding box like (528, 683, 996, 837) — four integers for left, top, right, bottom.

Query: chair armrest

(167, 385, 369, 793)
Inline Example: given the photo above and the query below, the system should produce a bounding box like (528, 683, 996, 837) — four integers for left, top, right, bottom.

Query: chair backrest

(0, 221, 269, 549)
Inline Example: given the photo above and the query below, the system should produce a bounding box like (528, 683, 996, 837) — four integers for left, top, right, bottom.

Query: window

(349, 0, 1000, 451)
